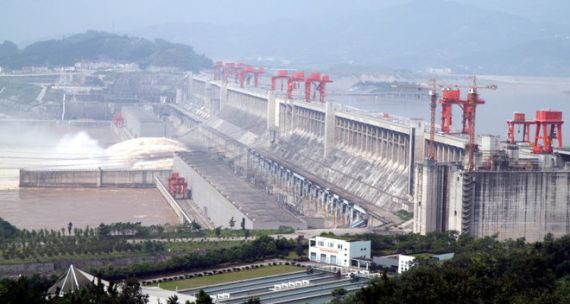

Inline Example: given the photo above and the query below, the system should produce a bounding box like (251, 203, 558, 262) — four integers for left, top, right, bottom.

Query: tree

(240, 218, 246, 230)
(295, 235, 305, 257)
(244, 297, 261, 304)
(191, 221, 202, 231)
(167, 294, 180, 304)
(214, 227, 221, 238)
(67, 222, 73, 235)
(331, 288, 347, 304)
(229, 217, 235, 229)
(118, 278, 149, 304)
(195, 290, 213, 304)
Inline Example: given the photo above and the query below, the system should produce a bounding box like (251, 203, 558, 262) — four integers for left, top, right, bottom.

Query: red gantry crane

(271, 70, 289, 92)
(238, 65, 254, 88)
(287, 71, 305, 99)
(303, 73, 333, 103)
(507, 110, 564, 154)
(439, 87, 462, 134)
(305, 73, 321, 102)
(319, 74, 333, 103)
(533, 110, 563, 153)
(214, 61, 224, 81)
(438, 76, 497, 170)
(253, 67, 264, 88)
(223, 62, 237, 82)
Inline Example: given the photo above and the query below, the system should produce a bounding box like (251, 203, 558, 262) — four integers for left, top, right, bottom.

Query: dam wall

(456, 170, 570, 242)
(19, 169, 171, 188)
(184, 76, 469, 225)
(413, 162, 570, 242)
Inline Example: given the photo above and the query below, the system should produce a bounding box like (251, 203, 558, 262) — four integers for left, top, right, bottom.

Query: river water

(0, 121, 182, 229)
(333, 75, 570, 144)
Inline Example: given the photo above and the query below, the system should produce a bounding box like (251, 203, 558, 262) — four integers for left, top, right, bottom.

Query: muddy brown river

(0, 120, 179, 230)
(0, 188, 178, 230)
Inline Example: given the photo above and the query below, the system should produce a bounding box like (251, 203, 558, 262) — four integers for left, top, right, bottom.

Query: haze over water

(336, 75, 570, 144)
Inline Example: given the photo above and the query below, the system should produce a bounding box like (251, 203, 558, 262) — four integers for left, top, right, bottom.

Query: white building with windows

(308, 236, 371, 267)
(373, 254, 417, 274)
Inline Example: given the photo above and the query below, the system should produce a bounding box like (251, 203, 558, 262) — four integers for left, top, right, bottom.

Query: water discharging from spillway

(0, 129, 187, 189)
(104, 137, 187, 169)
(52, 132, 188, 169)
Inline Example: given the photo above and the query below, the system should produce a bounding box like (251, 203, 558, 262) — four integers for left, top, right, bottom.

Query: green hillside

(0, 31, 212, 71)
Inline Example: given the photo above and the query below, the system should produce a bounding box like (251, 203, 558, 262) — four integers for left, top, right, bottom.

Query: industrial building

(308, 236, 371, 267)
(121, 106, 165, 138)
(179, 268, 369, 304)
(173, 151, 307, 230)
(373, 254, 416, 274)
(413, 160, 570, 242)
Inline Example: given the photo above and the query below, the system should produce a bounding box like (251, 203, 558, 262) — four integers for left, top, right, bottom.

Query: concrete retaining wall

(173, 155, 254, 229)
(19, 169, 171, 188)
(457, 170, 570, 242)
(415, 163, 570, 242)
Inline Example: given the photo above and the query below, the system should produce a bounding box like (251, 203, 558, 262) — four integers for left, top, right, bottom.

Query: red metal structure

(213, 61, 224, 80)
(287, 71, 304, 99)
(112, 112, 124, 127)
(462, 86, 486, 136)
(305, 73, 321, 102)
(427, 79, 439, 160)
(253, 67, 264, 88)
(507, 112, 532, 144)
(319, 74, 333, 103)
(238, 65, 254, 88)
(168, 172, 188, 199)
(271, 70, 289, 92)
(234, 62, 245, 83)
(506, 110, 564, 154)
(223, 62, 236, 82)
(533, 110, 563, 154)
(463, 82, 486, 171)
(439, 88, 461, 133)
(439, 79, 496, 136)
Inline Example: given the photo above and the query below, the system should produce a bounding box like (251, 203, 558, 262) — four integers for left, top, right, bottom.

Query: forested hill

(0, 31, 212, 71)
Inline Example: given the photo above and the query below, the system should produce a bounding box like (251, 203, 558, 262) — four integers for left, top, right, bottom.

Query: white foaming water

(0, 132, 187, 189)
(53, 132, 106, 168)
(104, 137, 187, 169)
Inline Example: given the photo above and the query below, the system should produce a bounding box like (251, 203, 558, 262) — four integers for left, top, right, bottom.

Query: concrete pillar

(220, 82, 228, 112)
(324, 102, 336, 158)
(290, 102, 297, 135)
(267, 90, 276, 130)
(413, 160, 449, 234)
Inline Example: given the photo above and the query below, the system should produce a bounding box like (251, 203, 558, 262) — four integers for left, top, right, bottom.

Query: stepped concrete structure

(174, 74, 469, 228)
(176, 73, 570, 240)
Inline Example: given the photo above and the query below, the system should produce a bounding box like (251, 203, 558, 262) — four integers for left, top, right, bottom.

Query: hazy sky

(1, 0, 404, 45)
(2, 0, 569, 46)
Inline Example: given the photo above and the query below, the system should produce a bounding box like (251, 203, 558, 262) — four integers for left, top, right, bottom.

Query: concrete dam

(158, 73, 570, 241)
(165, 75, 469, 229)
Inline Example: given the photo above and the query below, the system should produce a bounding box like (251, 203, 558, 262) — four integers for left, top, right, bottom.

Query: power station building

(413, 159, 570, 242)
(308, 236, 371, 267)
(122, 106, 165, 138)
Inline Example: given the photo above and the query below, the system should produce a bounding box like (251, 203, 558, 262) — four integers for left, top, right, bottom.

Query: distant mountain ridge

(130, 0, 570, 76)
(0, 31, 212, 71)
